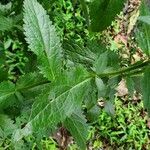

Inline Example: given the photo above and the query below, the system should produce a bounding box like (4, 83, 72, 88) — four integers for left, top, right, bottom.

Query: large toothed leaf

(142, 68, 150, 116)
(23, 0, 62, 81)
(64, 110, 89, 150)
(14, 78, 91, 141)
(13, 67, 91, 141)
(30, 66, 90, 120)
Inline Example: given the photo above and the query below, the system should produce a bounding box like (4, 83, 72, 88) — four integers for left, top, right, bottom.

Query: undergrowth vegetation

(0, 0, 150, 149)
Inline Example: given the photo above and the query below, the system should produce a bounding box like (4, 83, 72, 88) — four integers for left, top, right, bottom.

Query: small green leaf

(63, 40, 95, 67)
(0, 15, 14, 31)
(87, 105, 100, 123)
(94, 52, 108, 74)
(104, 101, 115, 116)
(95, 77, 106, 97)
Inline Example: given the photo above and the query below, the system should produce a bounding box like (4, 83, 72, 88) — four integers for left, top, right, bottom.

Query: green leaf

(136, 2, 150, 56)
(64, 110, 89, 150)
(95, 77, 106, 97)
(87, 105, 100, 123)
(0, 73, 50, 109)
(0, 114, 16, 137)
(63, 40, 95, 67)
(16, 72, 49, 91)
(142, 68, 150, 115)
(108, 51, 120, 69)
(0, 15, 14, 31)
(16, 73, 51, 102)
(136, 23, 150, 56)
(23, 0, 62, 81)
(0, 81, 16, 107)
(13, 70, 91, 141)
(94, 52, 108, 74)
(89, 0, 126, 32)
(104, 101, 115, 116)
(30, 75, 90, 125)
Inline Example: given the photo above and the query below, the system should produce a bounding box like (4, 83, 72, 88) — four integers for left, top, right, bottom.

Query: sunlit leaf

(23, 0, 62, 81)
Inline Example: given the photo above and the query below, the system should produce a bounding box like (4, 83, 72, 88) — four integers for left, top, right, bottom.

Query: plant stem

(92, 59, 150, 78)
(16, 60, 149, 93)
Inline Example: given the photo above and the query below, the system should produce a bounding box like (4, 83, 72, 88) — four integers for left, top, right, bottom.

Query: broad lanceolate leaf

(89, 0, 126, 32)
(142, 68, 150, 116)
(64, 111, 89, 150)
(23, 0, 62, 81)
(14, 69, 91, 140)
